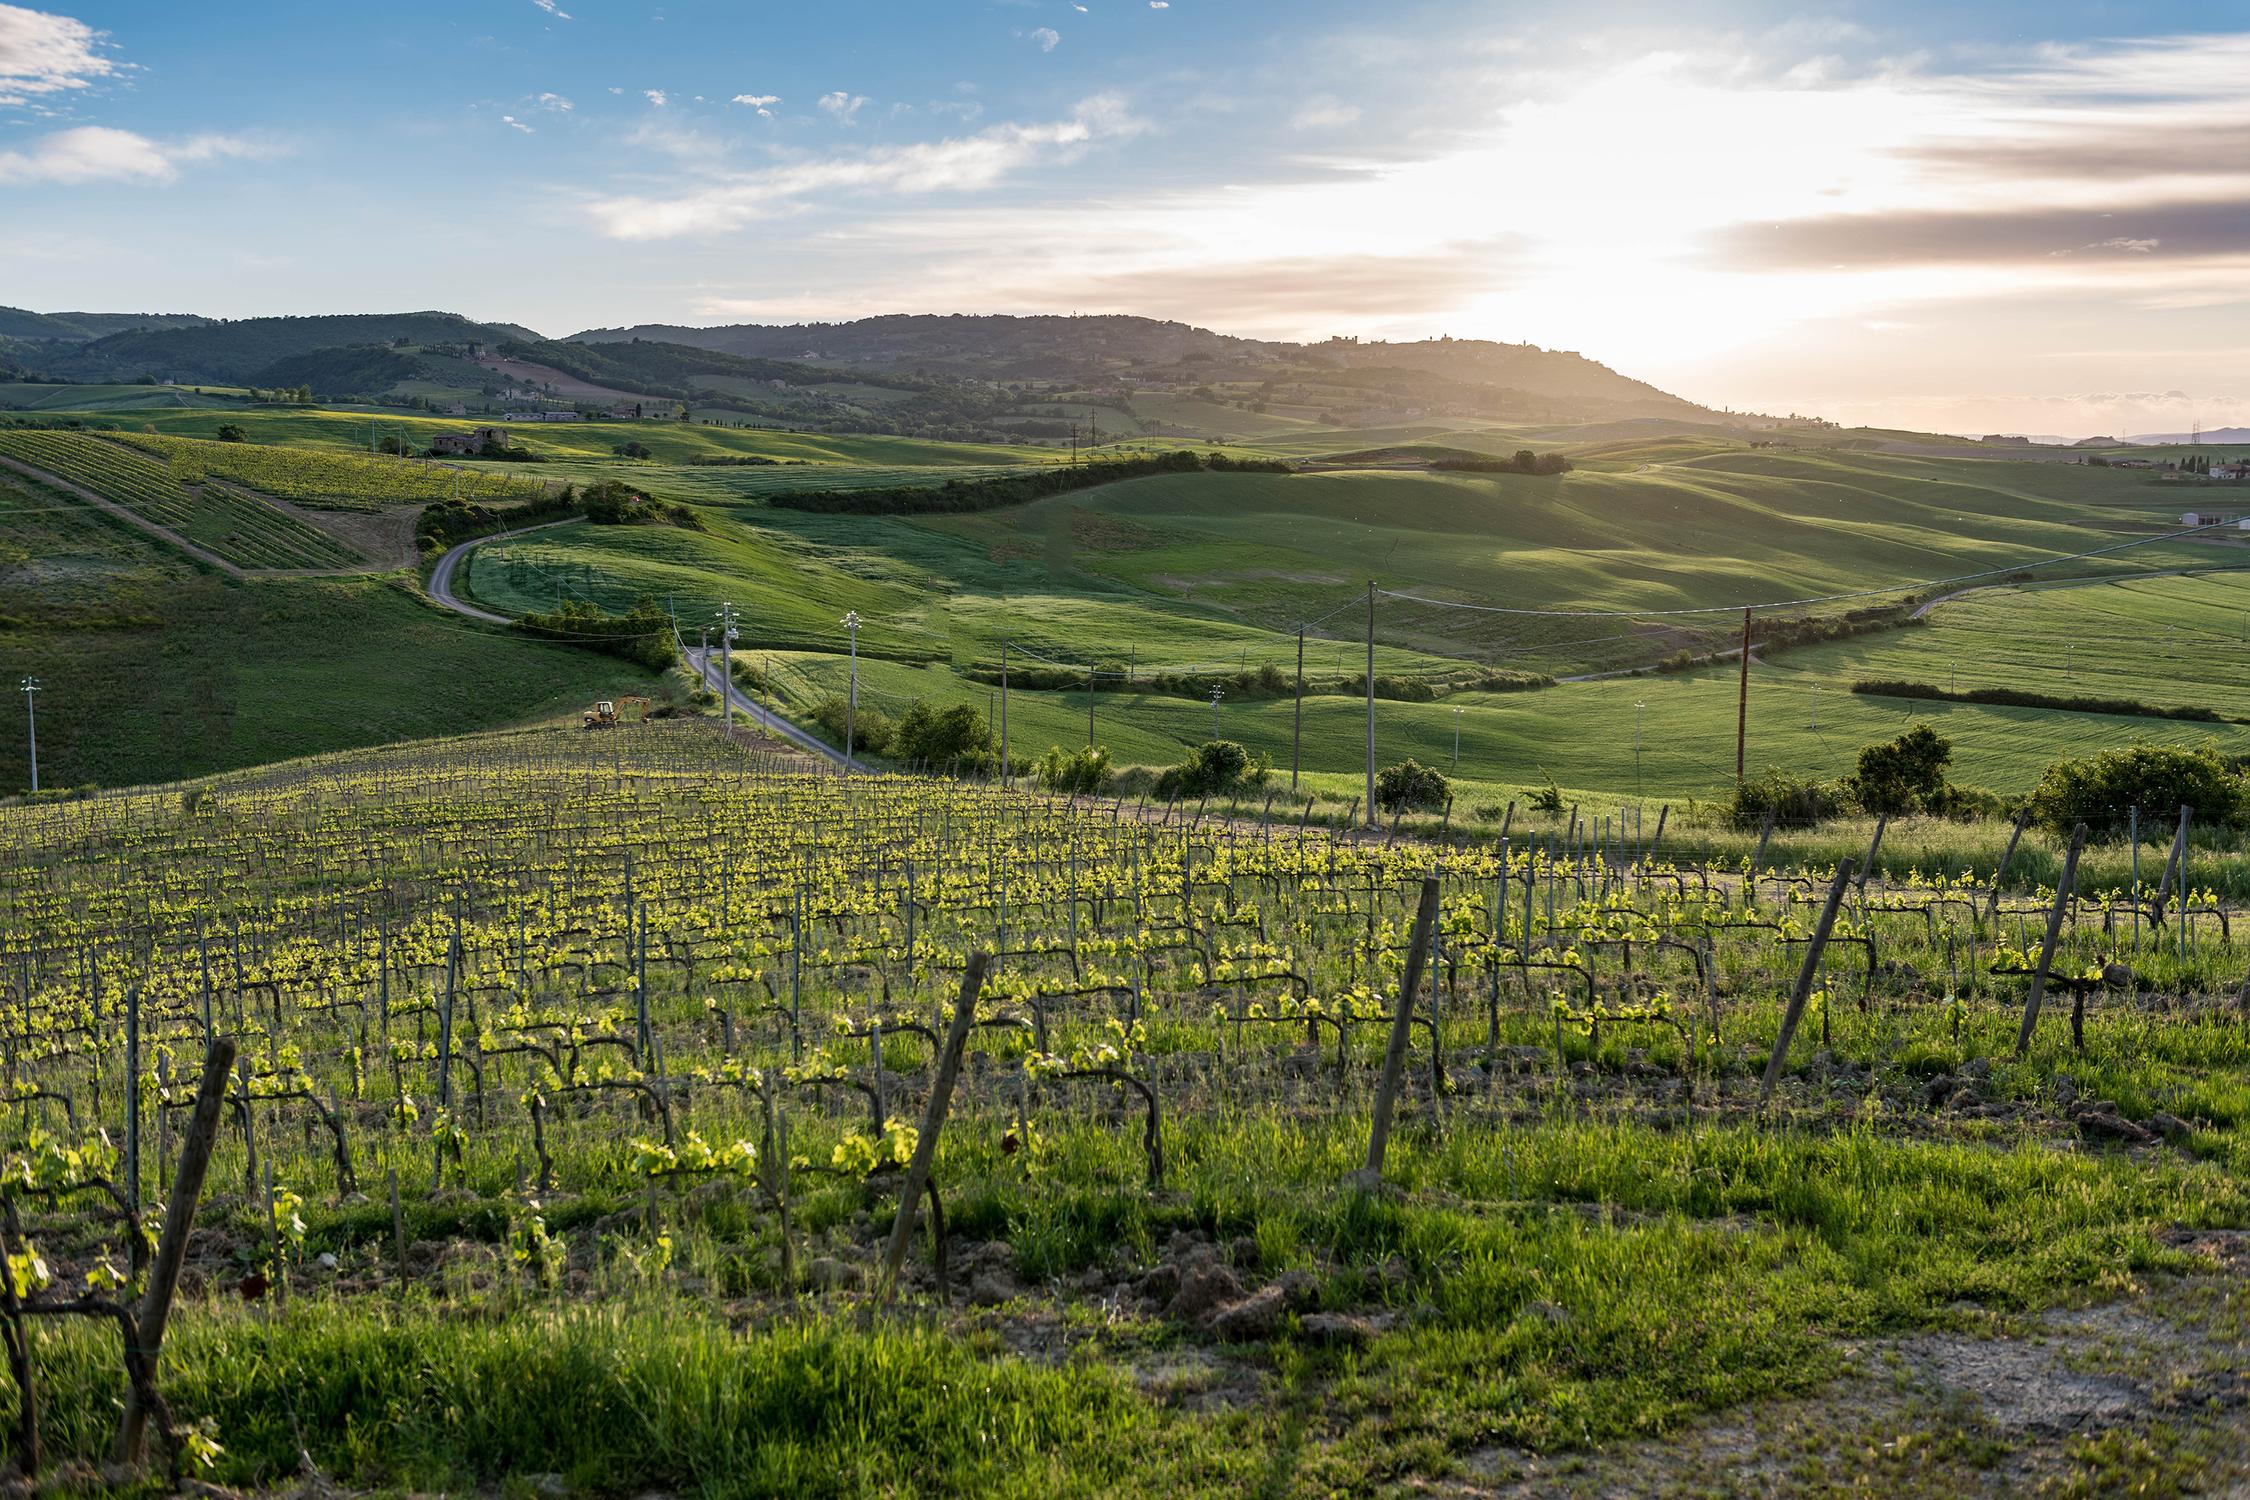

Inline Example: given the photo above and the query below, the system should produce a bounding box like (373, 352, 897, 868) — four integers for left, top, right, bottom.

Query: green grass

(101, 406, 1063, 467)
(1765, 570, 2250, 720)
(0, 574, 659, 788)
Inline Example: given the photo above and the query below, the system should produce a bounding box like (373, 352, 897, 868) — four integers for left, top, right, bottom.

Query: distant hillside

(46, 312, 538, 385)
(570, 313, 1710, 421)
(0, 307, 212, 342)
(2128, 427, 2250, 445)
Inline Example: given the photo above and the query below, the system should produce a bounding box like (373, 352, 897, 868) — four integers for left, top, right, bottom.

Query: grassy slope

(111, 407, 1061, 466)
(0, 467, 655, 789)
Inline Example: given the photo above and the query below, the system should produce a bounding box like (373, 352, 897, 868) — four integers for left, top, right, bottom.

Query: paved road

(425, 517, 582, 624)
(424, 518, 852, 768)
(681, 644, 857, 770)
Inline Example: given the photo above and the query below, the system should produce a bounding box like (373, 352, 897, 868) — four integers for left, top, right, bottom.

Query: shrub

(1731, 768, 1846, 830)
(1527, 773, 1564, 815)
(1376, 759, 1450, 813)
(2026, 742, 2244, 837)
(891, 701, 992, 769)
(809, 696, 894, 757)
(509, 596, 674, 673)
(1037, 744, 1113, 795)
(1154, 740, 1268, 800)
(1848, 722, 1954, 817)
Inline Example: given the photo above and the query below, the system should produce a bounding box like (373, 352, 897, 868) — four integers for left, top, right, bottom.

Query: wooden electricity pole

(1291, 627, 1305, 795)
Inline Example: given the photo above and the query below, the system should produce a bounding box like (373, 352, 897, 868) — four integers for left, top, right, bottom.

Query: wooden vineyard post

(2014, 823, 2088, 1058)
(1986, 805, 2033, 922)
(117, 1037, 236, 1466)
(1857, 815, 1887, 895)
(1759, 860, 1854, 1105)
(879, 951, 991, 1302)
(2151, 804, 2193, 922)
(1360, 876, 1441, 1184)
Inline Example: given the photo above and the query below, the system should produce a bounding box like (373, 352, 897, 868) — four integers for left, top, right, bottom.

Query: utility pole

(842, 611, 862, 772)
(19, 676, 37, 793)
(1291, 627, 1305, 794)
(1453, 705, 1464, 770)
(1086, 662, 1096, 749)
(1633, 701, 1644, 793)
(1209, 686, 1224, 739)
(1365, 581, 1377, 829)
(999, 638, 1010, 786)
(716, 603, 738, 740)
(1735, 607, 1752, 786)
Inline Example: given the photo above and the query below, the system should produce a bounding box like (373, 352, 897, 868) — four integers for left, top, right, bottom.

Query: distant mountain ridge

(1, 305, 1715, 430)
(568, 313, 1710, 420)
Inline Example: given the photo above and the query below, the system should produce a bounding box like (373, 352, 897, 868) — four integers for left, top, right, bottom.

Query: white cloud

(529, 0, 571, 18)
(588, 92, 1144, 239)
(502, 114, 534, 134)
(1031, 26, 1060, 52)
(819, 91, 868, 124)
(533, 91, 573, 111)
(643, 89, 668, 107)
(1148, 2, 1167, 9)
(0, 124, 267, 185)
(731, 92, 781, 117)
(1289, 95, 1360, 130)
(0, 3, 114, 107)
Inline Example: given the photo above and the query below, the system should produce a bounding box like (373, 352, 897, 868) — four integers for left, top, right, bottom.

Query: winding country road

(425, 519, 852, 768)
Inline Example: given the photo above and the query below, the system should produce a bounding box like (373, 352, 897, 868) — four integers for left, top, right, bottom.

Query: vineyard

(1, 721, 2244, 1493)
(110, 431, 548, 513)
(0, 431, 361, 572)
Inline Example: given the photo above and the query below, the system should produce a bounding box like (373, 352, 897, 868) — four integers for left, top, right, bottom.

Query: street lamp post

(842, 611, 862, 771)
(1208, 686, 1224, 740)
(1452, 705, 1463, 769)
(19, 677, 37, 793)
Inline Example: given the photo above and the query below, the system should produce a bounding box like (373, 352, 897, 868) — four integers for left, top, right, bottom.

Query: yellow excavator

(582, 695, 652, 729)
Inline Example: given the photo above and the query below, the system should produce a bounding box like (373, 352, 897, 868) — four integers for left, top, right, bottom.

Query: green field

(0, 429, 363, 570)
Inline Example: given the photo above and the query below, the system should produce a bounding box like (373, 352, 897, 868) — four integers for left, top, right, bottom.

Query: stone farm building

(430, 426, 510, 456)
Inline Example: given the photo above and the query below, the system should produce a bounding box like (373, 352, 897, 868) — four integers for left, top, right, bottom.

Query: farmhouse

(430, 425, 511, 456)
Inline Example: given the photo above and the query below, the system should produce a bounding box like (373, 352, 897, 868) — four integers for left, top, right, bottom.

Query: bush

(1154, 740, 1268, 800)
(583, 478, 704, 530)
(1527, 773, 1564, 815)
(808, 696, 894, 757)
(1731, 768, 1846, 830)
(1848, 722, 1954, 817)
(2026, 742, 2244, 837)
(1037, 744, 1113, 795)
(890, 701, 992, 769)
(1376, 759, 1450, 813)
(215, 423, 247, 443)
(509, 596, 675, 673)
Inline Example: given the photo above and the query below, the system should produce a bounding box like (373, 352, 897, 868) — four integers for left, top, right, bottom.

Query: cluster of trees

(1430, 449, 1571, 475)
(1731, 724, 2249, 838)
(413, 485, 580, 554)
(768, 450, 1291, 516)
(508, 596, 676, 673)
(809, 697, 996, 770)
(1853, 679, 2225, 725)
(582, 478, 704, 530)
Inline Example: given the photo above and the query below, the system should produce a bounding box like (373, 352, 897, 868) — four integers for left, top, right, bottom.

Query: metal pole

(842, 611, 861, 771)
(1000, 638, 1010, 786)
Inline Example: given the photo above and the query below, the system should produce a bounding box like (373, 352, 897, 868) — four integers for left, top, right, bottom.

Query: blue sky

(4, 0, 2248, 435)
